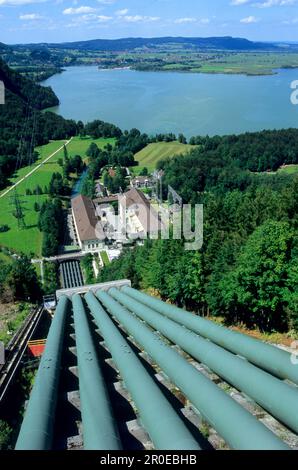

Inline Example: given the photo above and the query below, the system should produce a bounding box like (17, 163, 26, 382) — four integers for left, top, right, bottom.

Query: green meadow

(100, 251, 110, 266)
(255, 164, 298, 177)
(133, 141, 194, 173)
(277, 165, 298, 175)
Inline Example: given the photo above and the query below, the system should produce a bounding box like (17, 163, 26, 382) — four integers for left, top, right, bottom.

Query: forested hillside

(99, 133, 298, 333)
(189, 130, 298, 172)
(0, 57, 58, 109)
(0, 58, 77, 189)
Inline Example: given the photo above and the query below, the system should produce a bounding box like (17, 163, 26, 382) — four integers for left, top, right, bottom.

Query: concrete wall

(56, 279, 131, 300)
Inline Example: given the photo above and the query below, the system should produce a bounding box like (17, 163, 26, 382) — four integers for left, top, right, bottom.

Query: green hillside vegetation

(134, 141, 194, 172)
(0, 252, 13, 264)
(0, 56, 58, 109)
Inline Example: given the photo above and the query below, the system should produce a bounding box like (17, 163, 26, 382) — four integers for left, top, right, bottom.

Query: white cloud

(174, 17, 210, 25)
(121, 15, 160, 23)
(63, 6, 96, 15)
(199, 18, 211, 24)
(116, 8, 128, 16)
(97, 14, 112, 22)
(240, 15, 260, 22)
(65, 13, 112, 27)
(174, 17, 197, 24)
(254, 0, 296, 7)
(19, 13, 43, 19)
(230, 0, 250, 4)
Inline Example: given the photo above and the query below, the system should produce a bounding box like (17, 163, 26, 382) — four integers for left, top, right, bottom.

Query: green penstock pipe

(15, 296, 70, 450)
(72, 294, 122, 450)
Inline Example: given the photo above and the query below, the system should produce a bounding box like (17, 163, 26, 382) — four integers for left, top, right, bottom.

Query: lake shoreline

(45, 62, 297, 79)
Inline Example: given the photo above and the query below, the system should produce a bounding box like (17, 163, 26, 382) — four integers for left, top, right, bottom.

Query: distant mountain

(18, 36, 279, 52)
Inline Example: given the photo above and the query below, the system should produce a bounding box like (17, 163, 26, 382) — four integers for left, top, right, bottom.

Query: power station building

(72, 189, 164, 252)
(71, 194, 105, 253)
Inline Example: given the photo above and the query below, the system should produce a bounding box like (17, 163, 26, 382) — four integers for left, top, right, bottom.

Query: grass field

(66, 136, 115, 158)
(133, 141, 195, 173)
(100, 251, 110, 266)
(255, 164, 298, 177)
(276, 165, 298, 175)
(186, 52, 298, 76)
(0, 137, 115, 257)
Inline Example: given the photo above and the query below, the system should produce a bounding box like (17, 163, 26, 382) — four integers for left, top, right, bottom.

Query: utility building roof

(71, 194, 105, 242)
(120, 188, 161, 234)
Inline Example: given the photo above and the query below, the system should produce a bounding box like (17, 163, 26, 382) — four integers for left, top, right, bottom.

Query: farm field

(133, 141, 194, 172)
(0, 137, 114, 257)
(185, 52, 298, 76)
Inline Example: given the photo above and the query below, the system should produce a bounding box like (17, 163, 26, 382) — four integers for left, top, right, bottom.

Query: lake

(43, 66, 298, 137)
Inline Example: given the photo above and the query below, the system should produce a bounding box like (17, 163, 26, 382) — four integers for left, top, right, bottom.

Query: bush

(81, 254, 95, 284)
(0, 420, 12, 450)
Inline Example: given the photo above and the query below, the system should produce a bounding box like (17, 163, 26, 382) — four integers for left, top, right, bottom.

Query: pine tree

(63, 144, 69, 162)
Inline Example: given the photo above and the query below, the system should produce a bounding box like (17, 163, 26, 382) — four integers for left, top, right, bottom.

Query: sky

(0, 0, 298, 45)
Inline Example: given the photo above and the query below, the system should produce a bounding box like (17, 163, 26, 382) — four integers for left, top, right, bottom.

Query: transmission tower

(10, 190, 26, 229)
